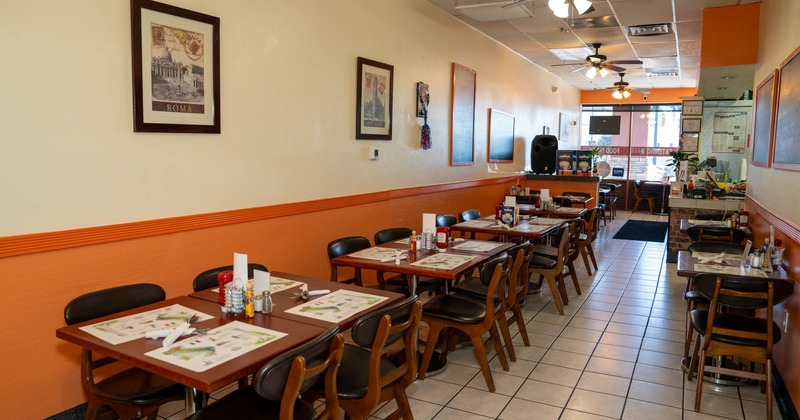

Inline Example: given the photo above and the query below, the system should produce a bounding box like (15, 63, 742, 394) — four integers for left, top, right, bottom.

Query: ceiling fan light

(573, 0, 593, 14)
(611, 90, 623, 99)
(548, 0, 566, 11)
(599, 67, 610, 77)
(623, 90, 631, 99)
(586, 66, 598, 79)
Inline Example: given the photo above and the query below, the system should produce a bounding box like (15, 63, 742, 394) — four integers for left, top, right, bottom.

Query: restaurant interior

(2, 0, 800, 419)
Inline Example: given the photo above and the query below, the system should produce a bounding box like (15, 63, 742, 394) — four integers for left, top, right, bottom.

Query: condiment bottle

(244, 288, 255, 318)
(409, 230, 417, 253)
(262, 290, 273, 314)
(436, 226, 449, 251)
(731, 212, 739, 229)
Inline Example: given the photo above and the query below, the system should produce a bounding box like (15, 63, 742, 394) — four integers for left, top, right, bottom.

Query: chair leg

(543, 274, 564, 315)
(556, 273, 570, 305)
(488, 323, 509, 371)
(587, 244, 598, 271)
(648, 199, 654, 214)
(511, 304, 530, 346)
(418, 324, 444, 380)
(766, 360, 773, 420)
(567, 260, 581, 294)
(469, 333, 496, 392)
(497, 316, 516, 362)
(632, 198, 641, 213)
(580, 248, 593, 275)
(392, 387, 414, 420)
(694, 349, 707, 411)
(687, 337, 701, 382)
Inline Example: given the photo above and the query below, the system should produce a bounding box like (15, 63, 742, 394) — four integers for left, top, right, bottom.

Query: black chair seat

(529, 254, 557, 269)
(685, 290, 709, 304)
(333, 344, 397, 400)
(95, 369, 185, 404)
(532, 244, 557, 257)
(690, 310, 781, 347)
(189, 386, 316, 420)
(423, 294, 486, 324)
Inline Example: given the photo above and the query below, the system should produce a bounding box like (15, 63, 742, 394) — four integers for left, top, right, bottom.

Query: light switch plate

(369, 147, 379, 160)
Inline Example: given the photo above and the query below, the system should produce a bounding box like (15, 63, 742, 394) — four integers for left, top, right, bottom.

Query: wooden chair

(327, 236, 371, 286)
(551, 196, 573, 208)
(189, 326, 344, 420)
(459, 209, 482, 239)
(528, 223, 571, 315)
(192, 263, 269, 292)
(63, 284, 186, 420)
(599, 182, 618, 219)
(419, 254, 511, 391)
(687, 274, 793, 420)
(326, 296, 422, 420)
(374, 227, 442, 295)
(436, 213, 458, 228)
(633, 180, 655, 214)
(578, 208, 600, 275)
(452, 242, 530, 361)
(533, 217, 582, 296)
(686, 226, 746, 243)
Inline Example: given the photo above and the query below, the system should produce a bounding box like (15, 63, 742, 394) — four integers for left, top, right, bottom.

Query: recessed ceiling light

(721, 75, 736, 80)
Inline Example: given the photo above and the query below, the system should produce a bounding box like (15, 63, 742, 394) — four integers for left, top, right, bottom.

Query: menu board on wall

(711, 112, 747, 153)
(752, 70, 777, 167)
(773, 46, 800, 171)
(450, 63, 476, 166)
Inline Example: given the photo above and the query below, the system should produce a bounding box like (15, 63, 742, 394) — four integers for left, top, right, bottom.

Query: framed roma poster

(356, 57, 394, 140)
(451, 63, 476, 166)
(131, 0, 220, 133)
(752, 70, 777, 167)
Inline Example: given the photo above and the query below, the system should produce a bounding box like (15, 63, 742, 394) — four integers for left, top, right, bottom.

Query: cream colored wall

(0, 0, 579, 236)
(749, 0, 800, 222)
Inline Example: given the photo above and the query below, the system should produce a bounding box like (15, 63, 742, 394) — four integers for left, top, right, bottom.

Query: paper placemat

(526, 217, 564, 225)
(283, 289, 389, 323)
(79, 304, 215, 345)
(693, 264, 769, 278)
(411, 253, 476, 270)
(459, 219, 497, 228)
(210, 276, 303, 294)
(512, 223, 551, 233)
(451, 241, 505, 252)
(348, 247, 399, 261)
(145, 321, 287, 372)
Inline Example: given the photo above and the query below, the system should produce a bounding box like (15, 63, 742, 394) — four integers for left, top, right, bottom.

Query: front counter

(524, 174, 600, 203)
(667, 196, 746, 254)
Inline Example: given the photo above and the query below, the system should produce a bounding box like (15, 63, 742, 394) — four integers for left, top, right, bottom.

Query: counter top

(526, 174, 600, 182)
(669, 197, 745, 211)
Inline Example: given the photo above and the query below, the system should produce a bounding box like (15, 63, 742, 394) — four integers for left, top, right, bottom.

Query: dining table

(449, 215, 562, 242)
(554, 194, 594, 208)
(517, 204, 587, 218)
(57, 280, 404, 414)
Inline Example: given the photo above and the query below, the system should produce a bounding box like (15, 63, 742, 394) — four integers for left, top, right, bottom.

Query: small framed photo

(416, 82, 429, 118)
(681, 133, 699, 152)
(682, 117, 702, 133)
(682, 99, 704, 116)
(356, 57, 394, 140)
(131, 0, 221, 133)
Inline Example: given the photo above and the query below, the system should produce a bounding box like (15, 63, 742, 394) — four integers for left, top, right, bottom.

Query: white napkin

(541, 189, 550, 200)
(504, 196, 517, 206)
(423, 213, 436, 234)
(145, 328, 196, 339)
(253, 269, 270, 295)
(233, 252, 248, 283)
(162, 322, 191, 347)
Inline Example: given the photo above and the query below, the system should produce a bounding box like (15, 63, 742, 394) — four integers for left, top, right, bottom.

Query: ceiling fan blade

(500, 0, 533, 8)
(604, 64, 627, 73)
(607, 60, 643, 65)
(551, 61, 586, 66)
(632, 88, 651, 94)
(570, 66, 589, 73)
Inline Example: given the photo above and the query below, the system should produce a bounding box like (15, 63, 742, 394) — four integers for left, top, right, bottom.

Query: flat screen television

(589, 115, 621, 135)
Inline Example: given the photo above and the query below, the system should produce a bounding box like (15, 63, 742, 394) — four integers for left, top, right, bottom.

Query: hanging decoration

(417, 82, 431, 150)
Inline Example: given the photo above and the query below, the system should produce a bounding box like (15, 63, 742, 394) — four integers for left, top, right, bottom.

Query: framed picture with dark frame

(356, 57, 394, 140)
(752, 70, 777, 168)
(450, 63, 476, 166)
(681, 117, 702, 133)
(682, 99, 704, 116)
(131, 0, 221, 133)
(772, 45, 800, 171)
(488, 108, 515, 163)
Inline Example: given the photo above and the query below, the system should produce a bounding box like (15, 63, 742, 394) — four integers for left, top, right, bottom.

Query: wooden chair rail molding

(0, 177, 520, 258)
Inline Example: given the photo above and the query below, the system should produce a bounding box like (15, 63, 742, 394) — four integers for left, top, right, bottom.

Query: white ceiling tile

(609, 0, 674, 27)
(678, 41, 701, 57)
(675, 20, 702, 42)
(632, 42, 678, 58)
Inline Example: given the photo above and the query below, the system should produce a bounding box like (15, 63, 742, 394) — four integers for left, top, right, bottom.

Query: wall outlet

(784, 309, 789, 333)
(369, 147, 379, 160)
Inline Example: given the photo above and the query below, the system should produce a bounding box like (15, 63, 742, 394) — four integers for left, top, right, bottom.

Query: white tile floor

(157, 210, 781, 419)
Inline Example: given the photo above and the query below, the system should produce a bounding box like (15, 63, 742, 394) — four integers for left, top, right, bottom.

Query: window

(581, 104, 681, 180)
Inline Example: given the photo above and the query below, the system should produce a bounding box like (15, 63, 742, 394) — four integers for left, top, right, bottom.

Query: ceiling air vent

(647, 68, 680, 77)
(628, 23, 672, 37)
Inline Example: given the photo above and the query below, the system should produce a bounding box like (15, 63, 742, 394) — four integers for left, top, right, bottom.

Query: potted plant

(667, 150, 699, 179)
(588, 147, 603, 174)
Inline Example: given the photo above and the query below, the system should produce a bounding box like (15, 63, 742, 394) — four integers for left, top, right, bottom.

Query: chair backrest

(436, 214, 458, 228)
(634, 180, 646, 198)
(350, 296, 423, 409)
(475, 253, 511, 314)
(550, 222, 573, 272)
(504, 242, 532, 306)
(65, 283, 166, 325)
(582, 207, 598, 242)
(193, 263, 269, 292)
(327, 236, 371, 284)
(552, 197, 573, 207)
(374, 227, 413, 245)
(564, 218, 582, 259)
(687, 241, 746, 254)
(252, 326, 344, 420)
(686, 226, 746, 243)
(459, 209, 481, 223)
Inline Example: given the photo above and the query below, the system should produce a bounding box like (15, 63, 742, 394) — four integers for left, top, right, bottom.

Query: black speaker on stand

(530, 135, 558, 174)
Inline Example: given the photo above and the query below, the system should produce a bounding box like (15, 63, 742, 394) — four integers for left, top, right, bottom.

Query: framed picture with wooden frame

(752, 69, 778, 168)
(488, 109, 515, 163)
(772, 45, 800, 171)
(450, 63, 476, 166)
(131, 0, 221, 133)
(356, 57, 394, 140)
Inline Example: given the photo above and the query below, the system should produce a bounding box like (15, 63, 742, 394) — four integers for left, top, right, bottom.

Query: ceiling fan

(552, 43, 643, 79)
(606, 73, 650, 99)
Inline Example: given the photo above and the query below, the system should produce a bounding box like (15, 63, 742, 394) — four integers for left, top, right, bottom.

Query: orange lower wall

(1, 178, 514, 418)
(745, 196, 800, 406)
